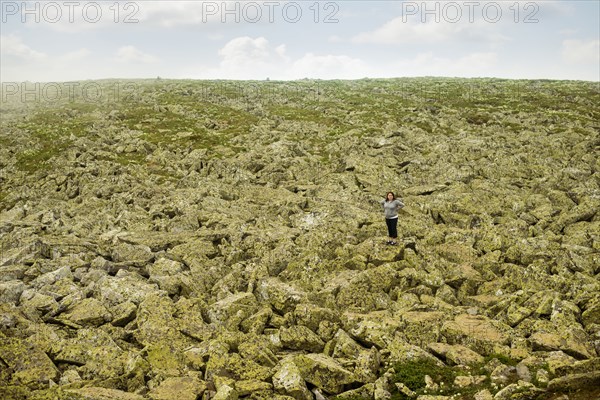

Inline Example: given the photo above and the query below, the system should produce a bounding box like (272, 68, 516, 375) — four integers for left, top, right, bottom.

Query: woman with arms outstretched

(380, 192, 404, 245)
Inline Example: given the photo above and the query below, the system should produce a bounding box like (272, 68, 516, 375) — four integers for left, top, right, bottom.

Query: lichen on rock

(1, 78, 599, 399)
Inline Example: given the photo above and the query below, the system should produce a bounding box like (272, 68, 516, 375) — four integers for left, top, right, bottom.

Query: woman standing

(380, 192, 404, 245)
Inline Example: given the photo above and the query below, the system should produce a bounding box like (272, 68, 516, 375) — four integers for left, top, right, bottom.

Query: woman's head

(386, 192, 395, 201)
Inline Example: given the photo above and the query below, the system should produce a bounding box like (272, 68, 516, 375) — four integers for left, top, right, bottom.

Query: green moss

(389, 357, 498, 399)
(391, 358, 456, 394)
(28, 386, 87, 400)
(146, 344, 186, 377)
(0, 385, 31, 400)
(483, 353, 519, 367)
(13, 104, 100, 172)
(531, 362, 551, 388)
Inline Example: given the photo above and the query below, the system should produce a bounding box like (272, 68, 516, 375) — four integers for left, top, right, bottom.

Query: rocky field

(0, 78, 598, 400)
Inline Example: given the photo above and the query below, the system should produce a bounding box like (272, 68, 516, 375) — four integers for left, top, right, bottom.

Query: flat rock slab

(273, 358, 312, 400)
(66, 387, 145, 400)
(148, 376, 207, 400)
(441, 314, 511, 355)
(0, 335, 59, 388)
(427, 342, 485, 366)
(117, 231, 190, 252)
(280, 325, 325, 353)
(547, 371, 600, 392)
(529, 331, 596, 360)
(294, 353, 355, 394)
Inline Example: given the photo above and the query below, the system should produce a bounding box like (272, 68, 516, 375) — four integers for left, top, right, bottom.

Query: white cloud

(390, 52, 499, 78)
(219, 37, 279, 65)
(209, 36, 496, 80)
(352, 1, 518, 46)
(353, 17, 458, 44)
(353, 16, 508, 45)
(63, 48, 92, 61)
(290, 53, 370, 79)
(194, 36, 370, 80)
(136, 1, 275, 27)
(115, 46, 158, 64)
(561, 39, 600, 64)
(558, 29, 578, 36)
(0, 36, 96, 81)
(137, 1, 215, 27)
(0, 34, 46, 60)
(215, 36, 289, 78)
(10, 1, 229, 32)
(13, 1, 124, 32)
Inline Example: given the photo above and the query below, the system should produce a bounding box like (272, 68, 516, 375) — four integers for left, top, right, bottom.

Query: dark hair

(386, 192, 395, 202)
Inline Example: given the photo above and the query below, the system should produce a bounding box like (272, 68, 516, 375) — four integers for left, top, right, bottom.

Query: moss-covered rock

(0, 280, 27, 304)
(427, 343, 485, 366)
(206, 351, 273, 382)
(280, 325, 325, 353)
(272, 357, 312, 400)
(0, 334, 59, 389)
(256, 278, 307, 314)
(208, 292, 259, 329)
(293, 303, 339, 333)
(441, 314, 512, 355)
(65, 387, 146, 400)
(61, 297, 112, 326)
(398, 311, 447, 346)
(238, 336, 279, 367)
(547, 371, 600, 393)
(341, 311, 403, 348)
(293, 353, 355, 394)
(212, 384, 239, 400)
(529, 330, 596, 360)
(148, 375, 207, 400)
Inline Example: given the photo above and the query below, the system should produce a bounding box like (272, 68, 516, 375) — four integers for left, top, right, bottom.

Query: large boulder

(293, 354, 355, 394)
(427, 343, 485, 366)
(272, 357, 312, 400)
(256, 278, 307, 314)
(280, 325, 325, 353)
(0, 334, 59, 389)
(207, 292, 259, 329)
(0, 281, 27, 305)
(148, 375, 207, 400)
(66, 387, 146, 400)
(341, 311, 403, 348)
(441, 314, 512, 355)
(61, 297, 112, 327)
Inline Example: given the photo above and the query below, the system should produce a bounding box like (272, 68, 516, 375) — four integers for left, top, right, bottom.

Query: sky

(1, 0, 599, 82)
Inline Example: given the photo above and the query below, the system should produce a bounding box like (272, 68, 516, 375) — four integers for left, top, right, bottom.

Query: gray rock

(66, 387, 146, 400)
(0, 334, 59, 389)
(0, 280, 26, 304)
(280, 325, 325, 353)
(148, 375, 207, 400)
(207, 292, 259, 329)
(294, 353, 356, 394)
(547, 371, 600, 392)
(62, 297, 112, 326)
(427, 342, 485, 366)
(272, 358, 312, 400)
(256, 278, 307, 314)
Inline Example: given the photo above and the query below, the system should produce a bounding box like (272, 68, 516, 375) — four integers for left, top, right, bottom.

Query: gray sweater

(380, 199, 404, 219)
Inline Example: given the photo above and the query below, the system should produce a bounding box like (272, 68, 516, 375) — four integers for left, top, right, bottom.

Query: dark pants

(385, 217, 398, 239)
